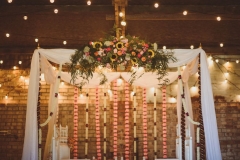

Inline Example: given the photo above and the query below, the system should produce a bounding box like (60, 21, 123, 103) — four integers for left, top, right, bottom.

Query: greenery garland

(68, 35, 177, 87)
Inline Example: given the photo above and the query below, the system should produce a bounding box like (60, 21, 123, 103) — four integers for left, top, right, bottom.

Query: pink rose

(137, 54, 141, 58)
(97, 57, 101, 61)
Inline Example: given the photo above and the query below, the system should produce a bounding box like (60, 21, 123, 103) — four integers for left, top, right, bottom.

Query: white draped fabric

(22, 48, 222, 160)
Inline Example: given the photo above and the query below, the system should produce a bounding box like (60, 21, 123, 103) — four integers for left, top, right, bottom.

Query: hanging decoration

(103, 86, 107, 160)
(180, 88, 185, 160)
(113, 80, 118, 158)
(142, 87, 148, 159)
(73, 87, 78, 158)
(69, 35, 176, 87)
(95, 87, 102, 159)
(124, 82, 130, 160)
(85, 91, 89, 158)
(162, 86, 167, 158)
(153, 88, 157, 159)
(198, 54, 206, 159)
(133, 86, 137, 160)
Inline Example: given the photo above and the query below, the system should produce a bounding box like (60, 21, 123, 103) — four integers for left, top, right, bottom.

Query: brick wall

(0, 70, 240, 159)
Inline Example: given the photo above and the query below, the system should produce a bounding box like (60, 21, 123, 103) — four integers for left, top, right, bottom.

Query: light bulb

(63, 41, 67, 45)
(8, 0, 12, 3)
(0, 84, 1, 87)
(6, 33, 10, 37)
(236, 60, 239, 64)
(121, 21, 126, 26)
(5, 95, 8, 99)
(54, 9, 58, 14)
(163, 46, 166, 50)
(0, 60, 3, 64)
(220, 43, 224, 47)
(23, 16, 28, 20)
(119, 12, 124, 17)
(190, 45, 194, 49)
(13, 66, 17, 70)
(87, 0, 91, 5)
(183, 11, 188, 15)
(35, 38, 38, 42)
(225, 71, 229, 77)
(224, 79, 228, 83)
(217, 16, 221, 21)
(215, 59, 219, 63)
(50, 0, 54, 3)
(19, 61, 22, 64)
(154, 3, 159, 8)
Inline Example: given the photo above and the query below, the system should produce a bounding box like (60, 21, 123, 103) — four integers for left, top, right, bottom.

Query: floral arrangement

(69, 35, 176, 86)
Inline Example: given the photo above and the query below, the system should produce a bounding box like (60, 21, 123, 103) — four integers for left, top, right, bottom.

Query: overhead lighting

(163, 46, 166, 50)
(154, 3, 159, 8)
(236, 60, 239, 64)
(215, 59, 219, 63)
(23, 16, 28, 20)
(19, 61, 22, 64)
(119, 12, 124, 17)
(6, 33, 10, 37)
(54, 9, 58, 14)
(87, 0, 91, 5)
(183, 11, 188, 15)
(121, 21, 126, 26)
(220, 43, 224, 47)
(50, 0, 54, 3)
(35, 38, 38, 42)
(217, 16, 221, 21)
(63, 41, 67, 45)
(13, 66, 17, 70)
(8, 0, 12, 3)
(0, 60, 3, 64)
(190, 45, 194, 49)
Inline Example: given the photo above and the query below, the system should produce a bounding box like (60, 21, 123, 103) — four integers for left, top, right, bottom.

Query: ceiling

(0, 0, 240, 68)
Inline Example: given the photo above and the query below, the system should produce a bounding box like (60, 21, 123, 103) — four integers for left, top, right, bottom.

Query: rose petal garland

(124, 82, 130, 160)
(162, 86, 167, 158)
(113, 80, 118, 158)
(73, 87, 78, 158)
(142, 88, 148, 159)
(103, 86, 107, 160)
(85, 92, 89, 158)
(153, 90, 157, 159)
(95, 87, 102, 159)
(133, 86, 137, 160)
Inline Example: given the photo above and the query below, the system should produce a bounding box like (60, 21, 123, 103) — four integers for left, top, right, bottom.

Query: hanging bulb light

(5, 95, 8, 99)
(217, 16, 221, 21)
(13, 66, 17, 70)
(220, 43, 224, 47)
(154, 3, 159, 8)
(0, 60, 3, 64)
(19, 61, 22, 64)
(119, 12, 124, 17)
(50, 0, 54, 3)
(35, 38, 38, 42)
(54, 9, 58, 14)
(224, 71, 229, 77)
(163, 46, 166, 50)
(215, 59, 219, 63)
(190, 45, 194, 49)
(183, 11, 188, 15)
(87, 0, 91, 5)
(63, 41, 67, 45)
(6, 33, 10, 37)
(236, 60, 239, 64)
(8, 0, 12, 3)
(121, 21, 126, 26)
(224, 79, 228, 83)
(23, 16, 28, 20)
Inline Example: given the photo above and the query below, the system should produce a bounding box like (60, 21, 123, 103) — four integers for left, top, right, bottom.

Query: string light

(121, 21, 126, 26)
(224, 71, 229, 77)
(63, 41, 67, 45)
(224, 79, 228, 83)
(35, 38, 38, 42)
(13, 66, 17, 70)
(23, 16, 28, 20)
(50, 0, 54, 3)
(236, 60, 239, 64)
(220, 43, 224, 47)
(119, 12, 124, 17)
(154, 3, 159, 8)
(183, 11, 188, 15)
(54, 9, 58, 14)
(190, 45, 194, 49)
(215, 59, 219, 63)
(8, 0, 12, 3)
(5, 95, 8, 99)
(0, 60, 3, 64)
(87, 0, 91, 5)
(6, 33, 10, 37)
(217, 16, 221, 21)
(163, 46, 166, 50)
(18, 61, 22, 64)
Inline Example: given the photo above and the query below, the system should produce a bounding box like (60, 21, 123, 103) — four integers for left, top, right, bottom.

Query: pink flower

(137, 54, 141, 58)
(105, 47, 111, 52)
(89, 41, 93, 45)
(144, 44, 149, 48)
(97, 57, 101, 61)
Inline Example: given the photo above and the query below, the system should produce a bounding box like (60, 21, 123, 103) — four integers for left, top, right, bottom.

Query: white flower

(153, 43, 158, 51)
(104, 41, 112, 46)
(83, 46, 90, 53)
(114, 48, 117, 53)
(120, 38, 128, 43)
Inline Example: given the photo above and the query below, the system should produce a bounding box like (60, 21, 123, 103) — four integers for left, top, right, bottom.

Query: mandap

(22, 48, 222, 160)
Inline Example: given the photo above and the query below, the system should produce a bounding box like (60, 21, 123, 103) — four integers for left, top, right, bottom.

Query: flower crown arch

(69, 35, 177, 87)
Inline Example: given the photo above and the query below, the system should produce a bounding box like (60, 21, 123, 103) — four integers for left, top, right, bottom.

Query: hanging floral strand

(95, 87, 102, 159)
(85, 91, 89, 158)
(133, 86, 137, 160)
(142, 88, 148, 159)
(103, 86, 107, 160)
(153, 89, 157, 159)
(113, 80, 118, 159)
(124, 82, 130, 160)
(73, 87, 79, 158)
(162, 86, 167, 158)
